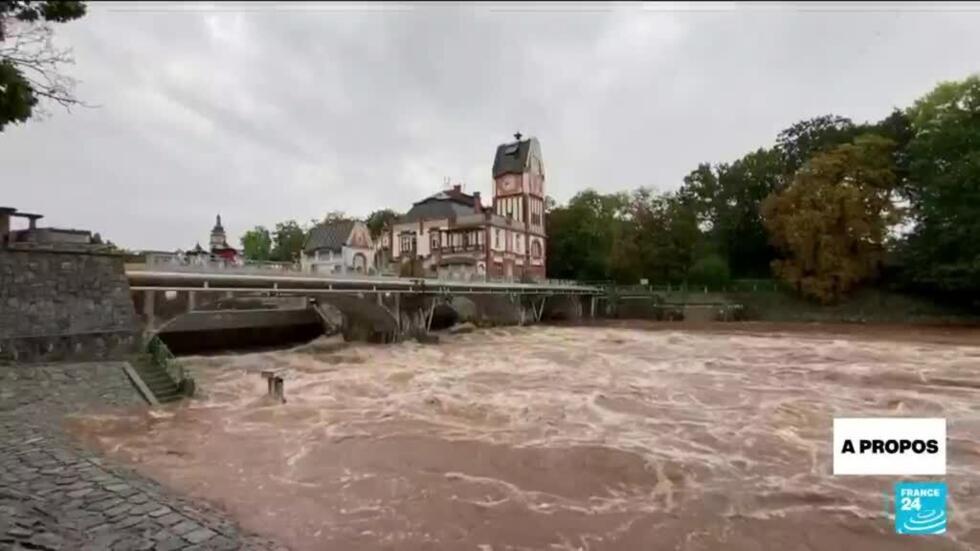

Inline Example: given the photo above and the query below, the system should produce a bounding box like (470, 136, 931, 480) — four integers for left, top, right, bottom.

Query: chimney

(472, 192, 482, 213)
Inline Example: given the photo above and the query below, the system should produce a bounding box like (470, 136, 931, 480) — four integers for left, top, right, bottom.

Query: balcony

(437, 244, 484, 254)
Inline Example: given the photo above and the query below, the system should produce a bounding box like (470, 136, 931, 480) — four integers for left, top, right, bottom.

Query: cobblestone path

(0, 362, 284, 551)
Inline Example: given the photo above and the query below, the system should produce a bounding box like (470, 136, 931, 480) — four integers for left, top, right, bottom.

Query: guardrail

(132, 256, 599, 288)
(597, 280, 784, 294)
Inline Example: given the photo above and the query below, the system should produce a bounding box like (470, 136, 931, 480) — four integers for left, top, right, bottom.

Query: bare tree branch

(1, 11, 92, 121)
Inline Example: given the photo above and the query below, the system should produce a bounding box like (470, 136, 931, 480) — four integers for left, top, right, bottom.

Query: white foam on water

(69, 326, 980, 551)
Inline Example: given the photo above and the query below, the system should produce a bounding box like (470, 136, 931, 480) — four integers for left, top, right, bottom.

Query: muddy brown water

(68, 324, 980, 550)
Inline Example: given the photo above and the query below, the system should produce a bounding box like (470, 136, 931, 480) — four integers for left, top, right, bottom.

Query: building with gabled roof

(301, 219, 374, 274)
(378, 133, 547, 281)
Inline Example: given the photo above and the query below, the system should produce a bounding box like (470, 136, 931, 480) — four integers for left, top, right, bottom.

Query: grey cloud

(1, 3, 979, 250)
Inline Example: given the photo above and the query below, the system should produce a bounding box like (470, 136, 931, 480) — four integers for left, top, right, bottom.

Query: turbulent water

(70, 325, 980, 550)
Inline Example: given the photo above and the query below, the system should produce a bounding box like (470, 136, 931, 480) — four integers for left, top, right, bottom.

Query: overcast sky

(2, 2, 978, 250)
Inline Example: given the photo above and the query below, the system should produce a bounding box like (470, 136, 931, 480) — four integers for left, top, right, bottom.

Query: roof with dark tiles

(304, 220, 356, 253)
(398, 187, 481, 224)
(492, 138, 531, 178)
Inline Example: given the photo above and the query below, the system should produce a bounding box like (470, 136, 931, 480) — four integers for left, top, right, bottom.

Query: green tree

(321, 210, 348, 224)
(901, 75, 980, 302)
(776, 114, 858, 175)
(610, 189, 699, 285)
(687, 254, 731, 288)
(679, 148, 783, 277)
(270, 220, 307, 262)
(0, 1, 87, 130)
(762, 134, 900, 303)
(546, 189, 628, 281)
(240, 226, 272, 261)
(365, 208, 400, 239)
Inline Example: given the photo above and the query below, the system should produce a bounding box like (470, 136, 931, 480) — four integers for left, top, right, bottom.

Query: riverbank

(0, 362, 280, 550)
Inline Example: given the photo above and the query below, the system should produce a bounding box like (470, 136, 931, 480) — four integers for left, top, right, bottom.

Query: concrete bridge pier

(541, 294, 585, 322)
(315, 293, 400, 344)
(465, 294, 522, 326)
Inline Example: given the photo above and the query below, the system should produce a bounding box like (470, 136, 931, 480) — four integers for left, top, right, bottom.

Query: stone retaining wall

(0, 248, 140, 362)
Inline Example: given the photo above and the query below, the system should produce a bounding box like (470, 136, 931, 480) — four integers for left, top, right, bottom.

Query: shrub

(687, 255, 731, 288)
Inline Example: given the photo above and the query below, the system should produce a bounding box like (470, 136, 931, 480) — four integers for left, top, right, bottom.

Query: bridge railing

(131, 255, 600, 289)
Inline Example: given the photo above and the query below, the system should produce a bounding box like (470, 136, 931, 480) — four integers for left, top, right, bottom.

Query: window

(430, 232, 440, 250)
(531, 239, 542, 259)
(495, 229, 501, 249)
(400, 234, 416, 255)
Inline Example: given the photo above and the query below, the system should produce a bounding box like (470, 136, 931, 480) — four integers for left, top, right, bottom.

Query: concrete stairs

(132, 360, 182, 404)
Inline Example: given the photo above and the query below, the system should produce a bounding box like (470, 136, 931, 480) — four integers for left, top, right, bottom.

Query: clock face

(499, 177, 518, 195)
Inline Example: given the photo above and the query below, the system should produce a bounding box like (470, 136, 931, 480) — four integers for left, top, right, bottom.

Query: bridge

(127, 264, 603, 343)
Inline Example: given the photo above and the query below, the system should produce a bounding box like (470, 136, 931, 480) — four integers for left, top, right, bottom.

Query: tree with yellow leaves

(761, 134, 901, 303)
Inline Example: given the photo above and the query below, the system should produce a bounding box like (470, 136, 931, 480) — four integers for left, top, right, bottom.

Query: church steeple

(210, 213, 227, 250)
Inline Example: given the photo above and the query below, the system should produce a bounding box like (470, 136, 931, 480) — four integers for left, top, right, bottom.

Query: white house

(301, 220, 375, 274)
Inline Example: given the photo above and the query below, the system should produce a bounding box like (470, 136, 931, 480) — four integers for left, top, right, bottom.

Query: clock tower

(490, 132, 547, 280)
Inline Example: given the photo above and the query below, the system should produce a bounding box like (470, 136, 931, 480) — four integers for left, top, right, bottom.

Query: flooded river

(70, 324, 980, 550)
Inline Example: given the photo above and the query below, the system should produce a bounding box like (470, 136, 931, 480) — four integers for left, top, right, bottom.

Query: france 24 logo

(895, 482, 947, 535)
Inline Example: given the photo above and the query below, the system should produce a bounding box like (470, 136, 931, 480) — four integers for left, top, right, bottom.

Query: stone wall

(0, 248, 139, 362)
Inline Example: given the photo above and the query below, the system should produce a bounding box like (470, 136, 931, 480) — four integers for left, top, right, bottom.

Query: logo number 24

(901, 497, 922, 511)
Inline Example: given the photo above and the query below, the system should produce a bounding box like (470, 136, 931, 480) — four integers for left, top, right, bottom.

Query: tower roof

(492, 136, 538, 178)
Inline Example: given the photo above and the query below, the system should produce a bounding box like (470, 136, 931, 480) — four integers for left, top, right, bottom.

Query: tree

(365, 208, 399, 239)
(762, 134, 900, 303)
(616, 188, 702, 285)
(240, 226, 272, 261)
(776, 114, 858, 175)
(545, 189, 628, 281)
(321, 210, 349, 224)
(902, 75, 980, 302)
(270, 220, 307, 262)
(687, 254, 730, 288)
(679, 148, 783, 278)
(0, 1, 87, 130)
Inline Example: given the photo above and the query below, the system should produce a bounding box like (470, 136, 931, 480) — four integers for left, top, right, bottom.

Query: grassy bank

(730, 288, 978, 325)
